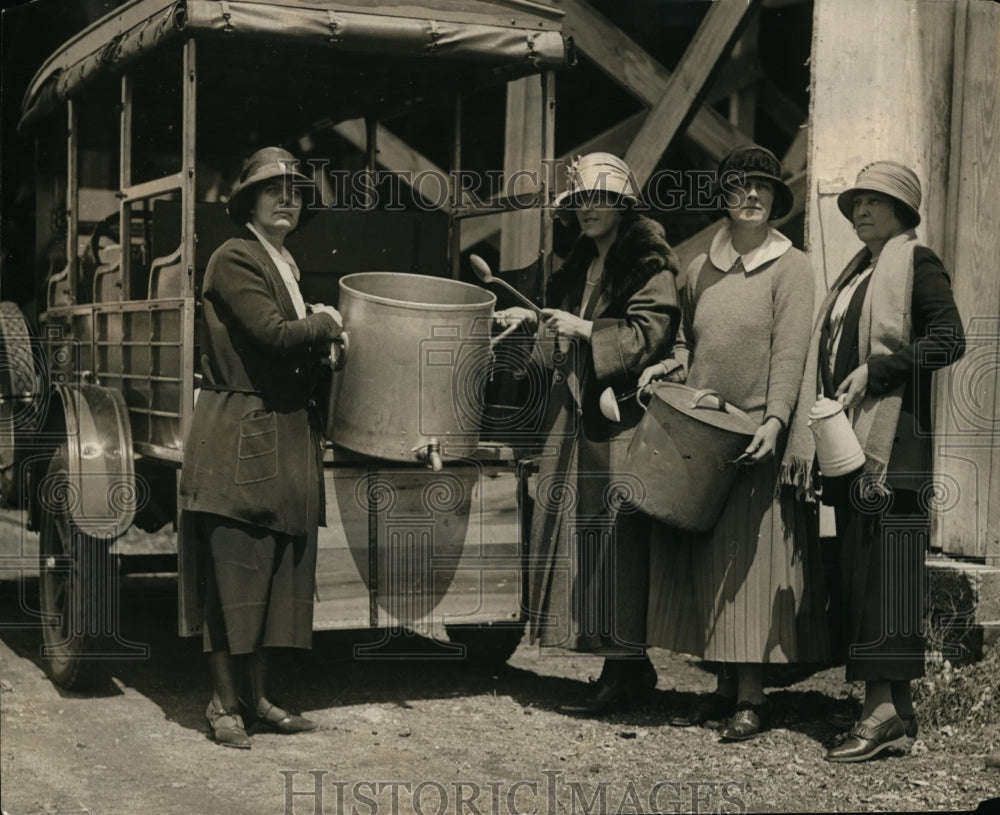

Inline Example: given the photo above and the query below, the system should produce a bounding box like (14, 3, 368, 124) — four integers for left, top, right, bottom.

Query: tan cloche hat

(226, 146, 318, 227)
(554, 152, 643, 209)
(837, 161, 922, 227)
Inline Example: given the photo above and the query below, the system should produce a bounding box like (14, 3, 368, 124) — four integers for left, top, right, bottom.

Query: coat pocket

(235, 409, 278, 485)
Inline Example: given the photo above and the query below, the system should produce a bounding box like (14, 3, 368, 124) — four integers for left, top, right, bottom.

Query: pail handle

(636, 384, 653, 411)
(331, 330, 350, 372)
(688, 389, 728, 413)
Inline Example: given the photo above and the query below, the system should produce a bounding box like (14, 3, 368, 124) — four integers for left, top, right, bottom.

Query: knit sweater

(677, 243, 815, 426)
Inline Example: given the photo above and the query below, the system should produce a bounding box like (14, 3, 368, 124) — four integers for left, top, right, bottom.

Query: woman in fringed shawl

(494, 153, 680, 715)
(781, 161, 965, 762)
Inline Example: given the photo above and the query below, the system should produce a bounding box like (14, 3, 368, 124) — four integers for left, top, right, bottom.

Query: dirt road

(1, 519, 998, 814)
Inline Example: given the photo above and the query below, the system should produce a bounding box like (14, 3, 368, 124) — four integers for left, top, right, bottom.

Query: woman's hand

(309, 303, 344, 332)
(540, 308, 592, 341)
(494, 307, 538, 330)
(744, 416, 784, 463)
(835, 363, 869, 410)
(638, 360, 685, 388)
(638, 362, 669, 388)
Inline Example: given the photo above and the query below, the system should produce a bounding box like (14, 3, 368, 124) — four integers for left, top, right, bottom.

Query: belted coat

(179, 228, 341, 537)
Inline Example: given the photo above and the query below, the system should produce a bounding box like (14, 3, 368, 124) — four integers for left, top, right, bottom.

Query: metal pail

(329, 272, 496, 462)
(625, 384, 758, 532)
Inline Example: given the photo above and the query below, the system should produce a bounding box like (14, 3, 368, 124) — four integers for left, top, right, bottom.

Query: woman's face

(851, 191, 906, 247)
(250, 178, 302, 237)
(725, 177, 774, 226)
(575, 198, 623, 243)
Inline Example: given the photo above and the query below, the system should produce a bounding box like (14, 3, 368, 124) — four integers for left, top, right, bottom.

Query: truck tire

(0, 301, 44, 507)
(38, 446, 112, 689)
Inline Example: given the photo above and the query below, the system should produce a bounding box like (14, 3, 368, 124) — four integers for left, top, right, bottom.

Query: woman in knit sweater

(640, 146, 830, 740)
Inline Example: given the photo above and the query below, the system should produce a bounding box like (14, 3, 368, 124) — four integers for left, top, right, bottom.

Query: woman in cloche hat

(641, 145, 830, 742)
(495, 152, 681, 714)
(782, 160, 965, 761)
(180, 147, 343, 749)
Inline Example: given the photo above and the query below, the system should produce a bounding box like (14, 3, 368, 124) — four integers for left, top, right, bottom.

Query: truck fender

(45, 383, 137, 537)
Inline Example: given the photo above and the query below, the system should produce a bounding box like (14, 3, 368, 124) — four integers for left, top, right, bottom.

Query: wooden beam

(625, 0, 764, 184)
(727, 13, 760, 139)
(781, 126, 808, 176)
(706, 55, 765, 106)
(560, 0, 752, 163)
(331, 119, 452, 212)
(758, 79, 807, 136)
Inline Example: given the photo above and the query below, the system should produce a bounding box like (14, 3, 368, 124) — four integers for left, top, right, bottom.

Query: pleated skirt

(646, 453, 831, 664)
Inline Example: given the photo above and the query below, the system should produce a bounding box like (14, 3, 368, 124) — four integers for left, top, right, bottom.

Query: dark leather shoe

(253, 700, 318, 734)
(558, 668, 655, 716)
(719, 701, 768, 741)
(901, 714, 918, 740)
(669, 693, 735, 727)
(206, 700, 251, 749)
(825, 715, 908, 762)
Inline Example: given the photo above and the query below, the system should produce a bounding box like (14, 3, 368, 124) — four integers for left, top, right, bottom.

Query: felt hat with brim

(836, 160, 922, 227)
(226, 146, 318, 228)
(716, 145, 794, 221)
(554, 152, 643, 209)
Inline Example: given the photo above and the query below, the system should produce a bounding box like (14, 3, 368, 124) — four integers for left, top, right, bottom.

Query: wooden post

(624, 0, 763, 184)
(932, 0, 1000, 561)
(499, 75, 543, 272)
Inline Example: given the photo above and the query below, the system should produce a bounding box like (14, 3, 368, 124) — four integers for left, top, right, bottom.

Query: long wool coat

(179, 228, 341, 537)
(527, 215, 680, 651)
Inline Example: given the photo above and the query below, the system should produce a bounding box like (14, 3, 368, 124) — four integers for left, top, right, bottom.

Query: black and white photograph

(1, 0, 998, 812)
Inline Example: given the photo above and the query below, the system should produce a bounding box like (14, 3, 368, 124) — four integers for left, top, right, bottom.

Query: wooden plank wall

(808, 0, 954, 289)
(810, 0, 1000, 561)
(933, 0, 1000, 562)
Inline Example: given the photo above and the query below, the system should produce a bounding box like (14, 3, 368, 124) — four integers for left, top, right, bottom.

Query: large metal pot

(625, 383, 758, 532)
(329, 272, 496, 463)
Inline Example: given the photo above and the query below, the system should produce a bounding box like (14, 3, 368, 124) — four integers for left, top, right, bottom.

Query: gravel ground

(1, 569, 998, 815)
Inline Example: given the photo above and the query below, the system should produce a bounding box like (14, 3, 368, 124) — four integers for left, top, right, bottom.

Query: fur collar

(547, 214, 679, 312)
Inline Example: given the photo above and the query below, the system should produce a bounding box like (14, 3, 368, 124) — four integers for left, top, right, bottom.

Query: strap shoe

(825, 715, 908, 762)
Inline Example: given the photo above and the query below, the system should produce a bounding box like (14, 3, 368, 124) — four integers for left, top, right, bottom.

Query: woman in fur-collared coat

(494, 153, 681, 715)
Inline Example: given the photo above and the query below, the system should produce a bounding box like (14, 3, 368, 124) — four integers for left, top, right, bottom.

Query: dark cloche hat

(717, 145, 794, 221)
(226, 146, 318, 227)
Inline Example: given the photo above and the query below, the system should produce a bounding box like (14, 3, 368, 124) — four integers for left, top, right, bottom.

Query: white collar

(246, 222, 298, 280)
(708, 222, 792, 273)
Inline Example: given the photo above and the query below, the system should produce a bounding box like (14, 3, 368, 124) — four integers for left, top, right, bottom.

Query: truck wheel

(444, 621, 526, 668)
(38, 447, 111, 689)
(0, 301, 43, 507)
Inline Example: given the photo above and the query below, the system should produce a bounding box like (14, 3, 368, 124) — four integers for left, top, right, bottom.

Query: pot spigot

(411, 438, 443, 471)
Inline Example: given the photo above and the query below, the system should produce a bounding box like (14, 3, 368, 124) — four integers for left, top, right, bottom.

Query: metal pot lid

(647, 383, 758, 435)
